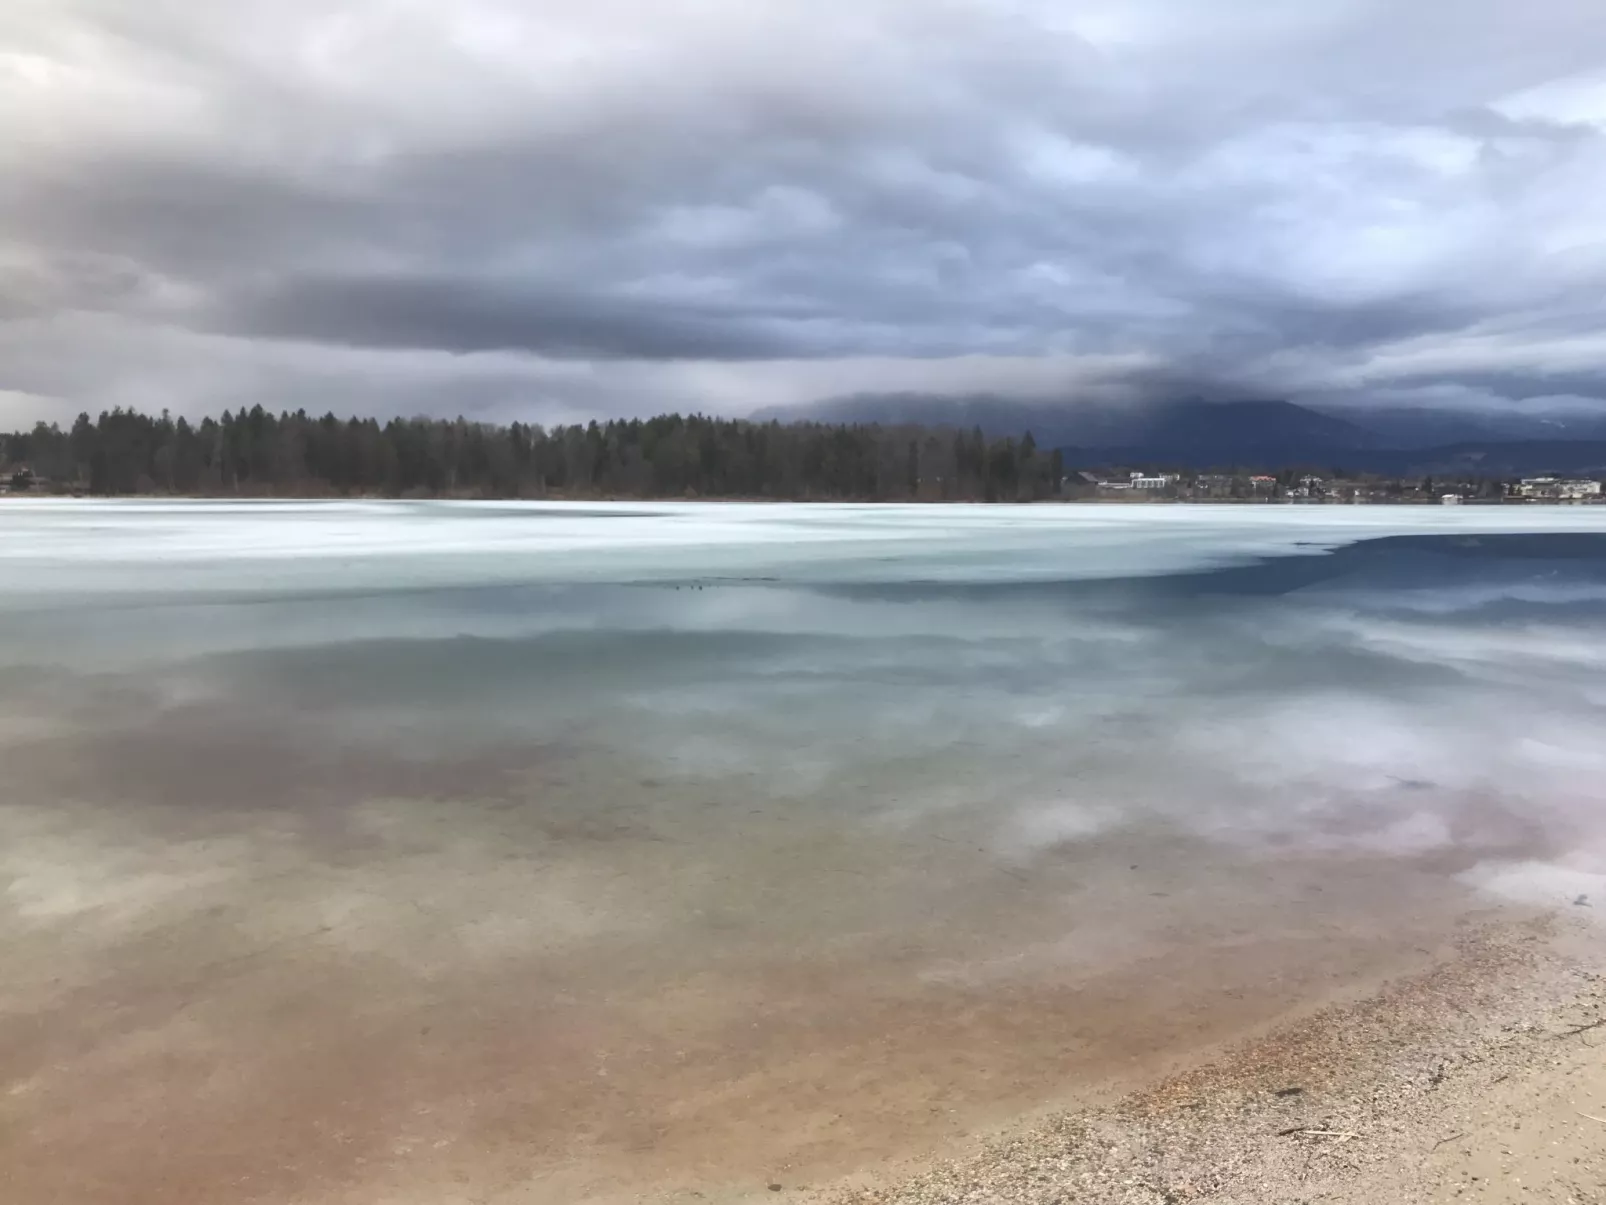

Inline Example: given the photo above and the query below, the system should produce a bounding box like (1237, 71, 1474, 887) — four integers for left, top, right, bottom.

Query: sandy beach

(817, 913, 1606, 1205)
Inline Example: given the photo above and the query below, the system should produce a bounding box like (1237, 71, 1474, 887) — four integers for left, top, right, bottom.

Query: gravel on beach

(817, 915, 1606, 1205)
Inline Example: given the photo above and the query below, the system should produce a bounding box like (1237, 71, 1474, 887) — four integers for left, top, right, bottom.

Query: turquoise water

(5, 500, 1606, 860)
(4, 500, 1606, 1202)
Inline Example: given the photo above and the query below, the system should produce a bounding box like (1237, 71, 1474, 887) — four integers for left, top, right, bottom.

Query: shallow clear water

(4, 500, 1606, 1203)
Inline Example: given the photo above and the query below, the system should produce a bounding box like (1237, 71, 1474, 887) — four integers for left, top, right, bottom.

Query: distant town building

(1128, 471, 1175, 490)
(1513, 477, 1603, 501)
(1441, 493, 1463, 505)
(1, 465, 35, 493)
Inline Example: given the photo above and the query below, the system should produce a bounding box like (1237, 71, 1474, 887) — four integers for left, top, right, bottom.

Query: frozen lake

(5, 500, 1606, 1203)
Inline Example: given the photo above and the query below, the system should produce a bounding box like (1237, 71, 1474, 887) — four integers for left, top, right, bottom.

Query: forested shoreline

(0, 407, 1065, 502)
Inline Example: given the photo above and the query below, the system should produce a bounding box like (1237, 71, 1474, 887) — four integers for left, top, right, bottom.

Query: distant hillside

(767, 394, 1606, 476)
(757, 395, 1380, 461)
(1325, 407, 1606, 448)
(1340, 441, 1606, 478)
(1055, 439, 1606, 477)
(1054, 400, 1381, 465)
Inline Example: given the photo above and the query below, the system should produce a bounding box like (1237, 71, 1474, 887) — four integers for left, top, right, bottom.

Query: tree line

(0, 407, 1066, 502)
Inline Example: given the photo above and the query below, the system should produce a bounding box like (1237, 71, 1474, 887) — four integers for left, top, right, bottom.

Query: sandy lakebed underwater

(3, 500, 1606, 1203)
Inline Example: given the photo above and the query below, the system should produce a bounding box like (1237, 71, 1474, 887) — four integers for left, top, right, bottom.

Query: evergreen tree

(0, 407, 1089, 502)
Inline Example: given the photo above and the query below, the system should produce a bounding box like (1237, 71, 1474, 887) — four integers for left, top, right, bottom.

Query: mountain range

(755, 395, 1606, 477)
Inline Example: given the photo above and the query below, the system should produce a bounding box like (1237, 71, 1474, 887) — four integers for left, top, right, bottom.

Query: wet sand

(0, 691, 1571, 1204)
(824, 914, 1606, 1205)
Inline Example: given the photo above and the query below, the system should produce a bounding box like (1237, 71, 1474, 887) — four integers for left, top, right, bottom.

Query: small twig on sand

(1277, 1127, 1356, 1141)
(1555, 1018, 1606, 1039)
(1431, 1132, 1468, 1151)
(1576, 1111, 1606, 1126)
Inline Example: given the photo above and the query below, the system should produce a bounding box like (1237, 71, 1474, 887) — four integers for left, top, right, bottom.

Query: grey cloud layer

(4, 0, 1606, 423)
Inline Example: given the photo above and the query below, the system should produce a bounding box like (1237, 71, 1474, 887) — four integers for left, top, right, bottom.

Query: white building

(1128, 472, 1175, 490)
(1515, 477, 1602, 500)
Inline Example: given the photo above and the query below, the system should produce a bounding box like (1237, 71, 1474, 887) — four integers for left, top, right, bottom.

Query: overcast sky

(4, 0, 1606, 427)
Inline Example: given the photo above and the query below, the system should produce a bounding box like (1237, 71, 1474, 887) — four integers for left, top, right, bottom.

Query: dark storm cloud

(4, 0, 1606, 423)
(222, 274, 816, 360)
